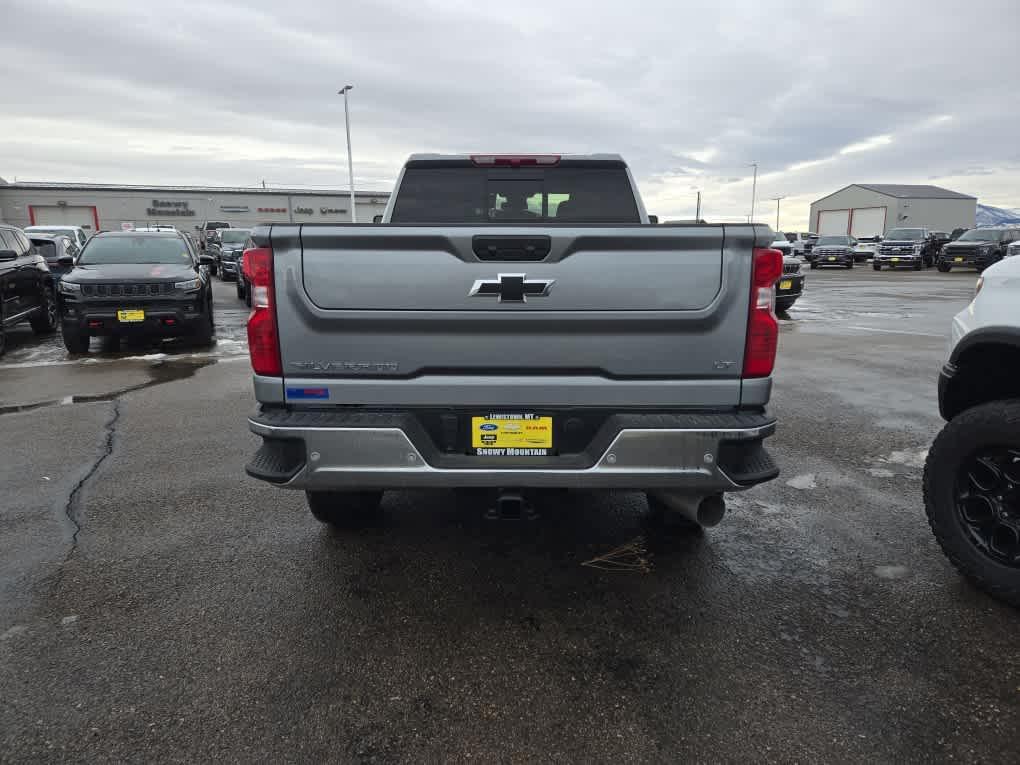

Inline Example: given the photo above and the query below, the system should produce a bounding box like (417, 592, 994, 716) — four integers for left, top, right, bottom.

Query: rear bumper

(246, 408, 778, 491)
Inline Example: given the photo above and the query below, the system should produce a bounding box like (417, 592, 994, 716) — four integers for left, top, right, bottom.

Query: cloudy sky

(3, 0, 1018, 228)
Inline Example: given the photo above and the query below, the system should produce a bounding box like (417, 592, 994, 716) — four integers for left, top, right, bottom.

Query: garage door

(850, 207, 886, 238)
(30, 205, 99, 231)
(816, 209, 850, 235)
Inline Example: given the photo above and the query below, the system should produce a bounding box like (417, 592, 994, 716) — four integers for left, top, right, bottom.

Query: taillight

(470, 155, 561, 167)
(743, 247, 783, 378)
(245, 246, 282, 376)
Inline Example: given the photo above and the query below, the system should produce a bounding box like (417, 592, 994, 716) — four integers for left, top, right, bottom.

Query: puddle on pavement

(0, 304, 250, 370)
(0, 357, 220, 415)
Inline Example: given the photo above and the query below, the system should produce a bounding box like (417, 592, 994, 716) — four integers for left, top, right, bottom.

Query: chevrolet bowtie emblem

(469, 273, 555, 303)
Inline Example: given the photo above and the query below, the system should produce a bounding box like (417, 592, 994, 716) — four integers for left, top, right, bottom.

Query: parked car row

(0, 221, 218, 357)
(776, 226, 1019, 274)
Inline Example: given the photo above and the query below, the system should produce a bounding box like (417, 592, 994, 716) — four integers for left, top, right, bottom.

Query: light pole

(338, 85, 356, 223)
(748, 162, 758, 222)
(695, 189, 701, 221)
(770, 196, 786, 231)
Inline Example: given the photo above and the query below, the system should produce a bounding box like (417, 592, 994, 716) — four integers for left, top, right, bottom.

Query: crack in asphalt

(63, 400, 121, 548)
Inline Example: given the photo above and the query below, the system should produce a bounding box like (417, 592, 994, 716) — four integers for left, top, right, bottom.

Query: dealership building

(808, 184, 976, 237)
(0, 179, 391, 232)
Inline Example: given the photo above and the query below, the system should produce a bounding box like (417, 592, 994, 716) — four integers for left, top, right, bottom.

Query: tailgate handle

(472, 235, 551, 262)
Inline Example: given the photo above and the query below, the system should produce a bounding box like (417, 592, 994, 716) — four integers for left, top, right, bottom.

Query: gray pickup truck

(244, 154, 781, 528)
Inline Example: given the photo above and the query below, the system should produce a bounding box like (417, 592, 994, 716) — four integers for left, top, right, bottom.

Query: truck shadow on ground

(304, 489, 714, 613)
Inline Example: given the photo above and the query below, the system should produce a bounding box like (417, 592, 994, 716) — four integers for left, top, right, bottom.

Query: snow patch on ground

(786, 473, 818, 490)
(867, 468, 895, 478)
(874, 565, 910, 580)
(883, 449, 928, 468)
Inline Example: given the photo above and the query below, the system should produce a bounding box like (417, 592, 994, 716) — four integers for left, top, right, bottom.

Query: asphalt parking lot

(2, 268, 1018, 762)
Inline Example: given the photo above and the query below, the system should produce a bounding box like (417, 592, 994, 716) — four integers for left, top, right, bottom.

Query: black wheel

(244, 284, 251, 307)
(209, 263, 218, 277)
(846, 260, 854, 269)
(29, 288, 58, 334)
(306, 490, 384, 528)
(194, 295, 215, 346)
(809, 262, 818, 270)
(236, 278, 246, 300)
(872, 262, 881, 271)
(0, 325, 6, 358)
(924, 399, 1020, 607)
(937, 262, 951, 273)
(775, 297, 797, 313)
(61, 325, 90, 353)
(913, 259, 923, 271)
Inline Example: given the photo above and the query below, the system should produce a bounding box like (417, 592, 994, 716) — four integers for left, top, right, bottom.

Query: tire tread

(923, 399, 1020, 607)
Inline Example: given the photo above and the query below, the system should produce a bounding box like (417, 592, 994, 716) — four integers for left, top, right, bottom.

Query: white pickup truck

(243, 154, 783, 529)
(925, 255, 1020, 606)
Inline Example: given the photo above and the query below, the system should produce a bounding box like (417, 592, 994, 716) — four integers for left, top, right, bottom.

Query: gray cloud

(2, 0, 1018, 227)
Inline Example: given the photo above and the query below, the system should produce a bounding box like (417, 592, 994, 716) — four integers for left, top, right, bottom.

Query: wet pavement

(1, 269, 1018, 762)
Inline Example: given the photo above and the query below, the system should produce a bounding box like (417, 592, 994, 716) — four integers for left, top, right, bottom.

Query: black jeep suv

(938, 227, 1020, 272)
(56, 231, 215, 353)
(0, 223, 58, 356)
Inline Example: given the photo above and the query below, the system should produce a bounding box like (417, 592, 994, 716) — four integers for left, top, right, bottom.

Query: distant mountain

(976, 203, 1020, 227)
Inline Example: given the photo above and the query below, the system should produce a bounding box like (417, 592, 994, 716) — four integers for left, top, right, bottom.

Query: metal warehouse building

(809, 184, 976, 237)
(0, 180, 391, 232)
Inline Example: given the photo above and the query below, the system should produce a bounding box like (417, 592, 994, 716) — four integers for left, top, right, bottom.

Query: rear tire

(306, 490, 384, 528)
(809, 262, 818, 270)
(61, 325, 89, 354)
(29, 288, 58, 334)
(873, 263, 881, 271)
(924, 400, 1020, 608)
(775, 297, 797, 312)
(937, 262, 951, 273)
(913, 259, 923, 271)
(236, 278, 246, 300)
(0, 325, 6, 358)
(846, 260, 854, 269)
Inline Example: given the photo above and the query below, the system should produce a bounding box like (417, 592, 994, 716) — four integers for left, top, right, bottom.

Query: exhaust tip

(697, 494, 726, 527)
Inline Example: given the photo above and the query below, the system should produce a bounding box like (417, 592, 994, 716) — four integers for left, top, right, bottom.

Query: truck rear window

(390, 166, 641, 224)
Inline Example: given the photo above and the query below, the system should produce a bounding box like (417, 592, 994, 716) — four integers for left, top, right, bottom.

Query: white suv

(924, 255, 1020, 607)
(24, 225, 90, 249)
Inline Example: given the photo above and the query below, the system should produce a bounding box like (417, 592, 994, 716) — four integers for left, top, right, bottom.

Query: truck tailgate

(265, 224, 771, 408)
